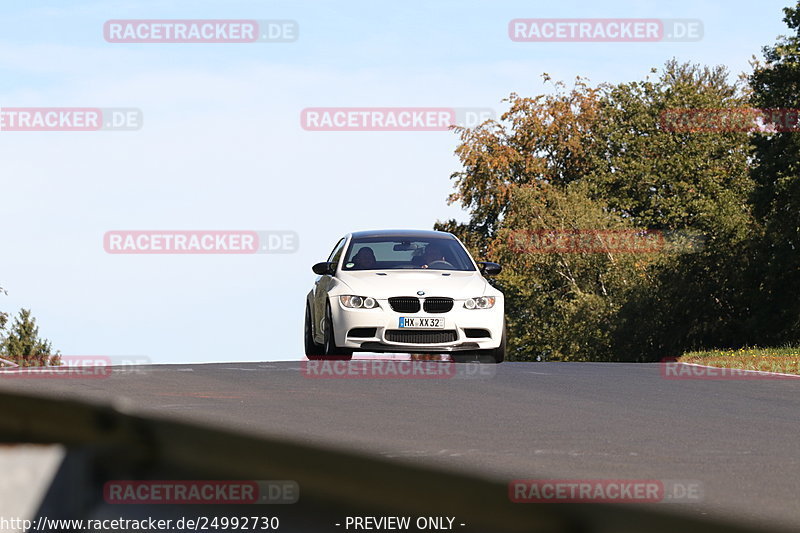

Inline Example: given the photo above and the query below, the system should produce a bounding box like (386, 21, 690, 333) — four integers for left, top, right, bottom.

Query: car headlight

(464, 296, 496, 309)
(340, 295, 380, 309)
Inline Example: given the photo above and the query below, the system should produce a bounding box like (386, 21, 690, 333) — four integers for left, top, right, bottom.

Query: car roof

(348, 229, 457, 240)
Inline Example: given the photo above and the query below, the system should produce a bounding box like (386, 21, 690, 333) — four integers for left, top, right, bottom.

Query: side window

(327, 238, 346, 267)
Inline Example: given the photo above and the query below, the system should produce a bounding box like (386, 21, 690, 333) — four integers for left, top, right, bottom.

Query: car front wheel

(452, 323, 505, 364)
(487, 323, 506, 363)
(323, 302, 353, 360)
(304, 304, 326, 360)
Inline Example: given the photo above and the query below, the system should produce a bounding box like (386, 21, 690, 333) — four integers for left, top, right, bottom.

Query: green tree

(436, 77, 603, 257)
(0, 286, 9, 367)
(590, 60, 753, 237)
(748, 2, 800, 344)
(491, 182, 644, 361)
(596, 61, 755, 360)
(440, 62, 754, 361)
(437, 78, 613, 360)
(0, 309, 60, 367)
(0, 285, 7, 333)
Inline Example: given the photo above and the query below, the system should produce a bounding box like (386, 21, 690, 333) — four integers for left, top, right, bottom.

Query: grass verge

(678, 347, 800, 375)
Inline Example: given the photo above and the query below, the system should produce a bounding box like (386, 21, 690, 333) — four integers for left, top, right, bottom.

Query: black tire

(452, 323, 505, 364)
(304, 304, 325, 359)
(323, 302, 353, 360)
(489, 323, 506, 364)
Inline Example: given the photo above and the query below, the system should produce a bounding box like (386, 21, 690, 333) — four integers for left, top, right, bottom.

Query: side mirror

(312, 262, 336, 275)
(477, 261, 502, 276)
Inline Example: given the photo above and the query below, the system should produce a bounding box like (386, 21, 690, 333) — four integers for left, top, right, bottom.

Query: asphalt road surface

(1, 360, 799, 531)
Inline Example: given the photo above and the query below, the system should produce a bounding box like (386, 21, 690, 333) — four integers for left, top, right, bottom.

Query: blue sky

(0, 0, 793, 363)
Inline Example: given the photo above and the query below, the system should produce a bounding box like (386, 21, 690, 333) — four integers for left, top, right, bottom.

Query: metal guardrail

(0, 389, 782, 533)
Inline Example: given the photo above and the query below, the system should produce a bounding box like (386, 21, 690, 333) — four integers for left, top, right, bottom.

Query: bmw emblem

(417, 290, 425, 296)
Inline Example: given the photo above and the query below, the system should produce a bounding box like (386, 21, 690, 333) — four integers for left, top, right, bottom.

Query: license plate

(398, 317, 445, 329)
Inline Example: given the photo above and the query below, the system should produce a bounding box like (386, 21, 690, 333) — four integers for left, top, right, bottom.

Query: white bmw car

(304, 230, 506, 363)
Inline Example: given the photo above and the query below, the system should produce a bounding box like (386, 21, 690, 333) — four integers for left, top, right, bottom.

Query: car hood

(335, 270, 489, 299)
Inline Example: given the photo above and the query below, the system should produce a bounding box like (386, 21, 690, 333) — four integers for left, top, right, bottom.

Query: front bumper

(329, 296, 504, 353)
(355, 341, 482, 353)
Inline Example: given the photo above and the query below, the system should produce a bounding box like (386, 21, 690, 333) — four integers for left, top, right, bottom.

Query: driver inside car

(420, 243, 448, 268)
(352, 246, 377, 269)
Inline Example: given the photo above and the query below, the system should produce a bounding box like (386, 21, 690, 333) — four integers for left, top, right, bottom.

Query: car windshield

(342, 237, 476, 271)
